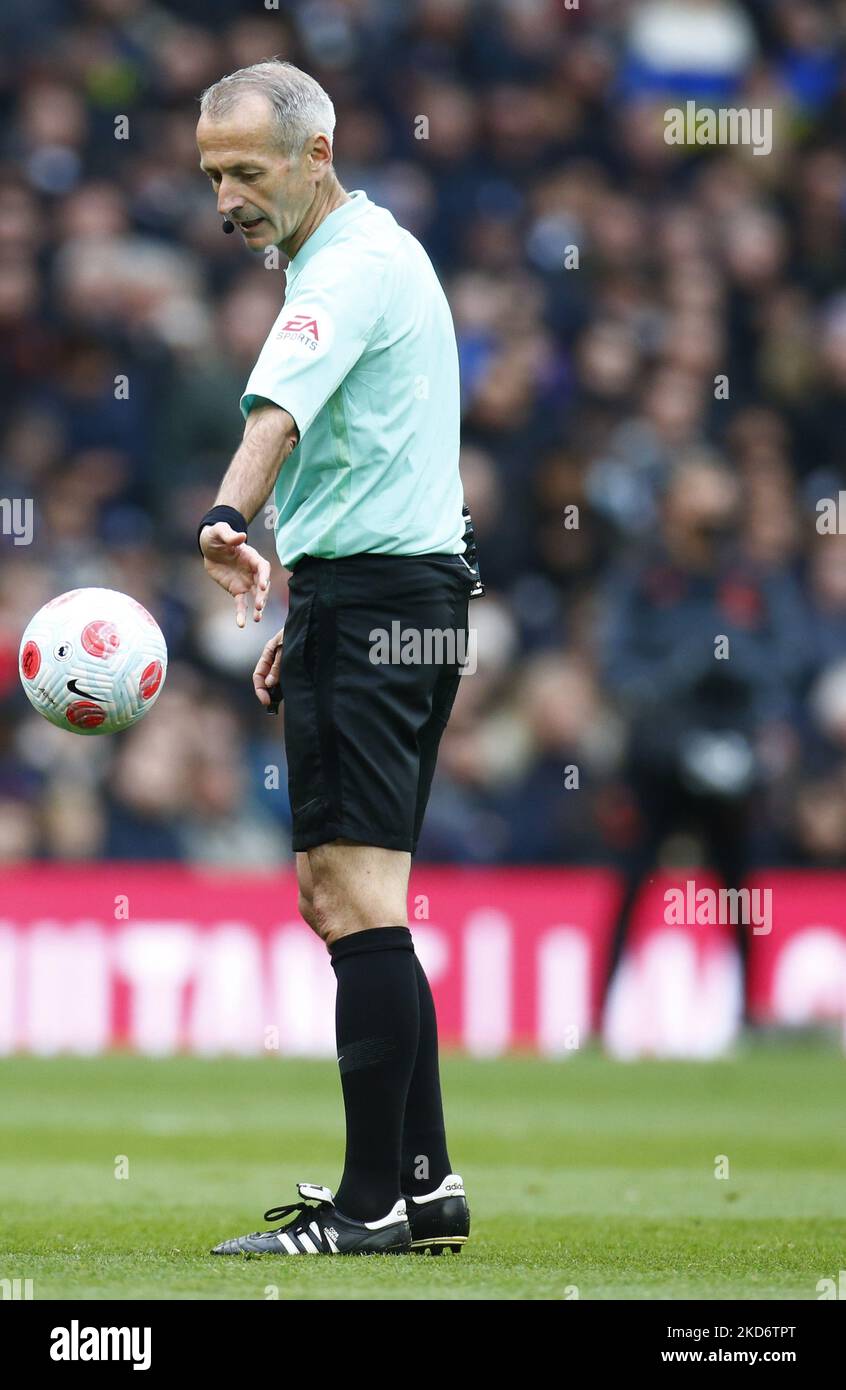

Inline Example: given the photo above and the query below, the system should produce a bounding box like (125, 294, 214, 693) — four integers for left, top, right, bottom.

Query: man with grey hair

(196, 61, 480, 1258)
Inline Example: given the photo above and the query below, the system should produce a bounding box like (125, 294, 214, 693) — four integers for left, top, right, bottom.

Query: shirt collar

(286, 190, 371, 279)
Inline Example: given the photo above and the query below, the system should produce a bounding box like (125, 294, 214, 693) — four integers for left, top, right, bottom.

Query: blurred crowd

(1, 0, 846, 871)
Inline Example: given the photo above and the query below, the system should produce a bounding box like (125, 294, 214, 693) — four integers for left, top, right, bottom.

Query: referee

(196, 61, 479, 1257)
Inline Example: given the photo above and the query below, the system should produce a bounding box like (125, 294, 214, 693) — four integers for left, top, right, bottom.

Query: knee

(299, 884, 343, 945)
(297, 887, 325, 939)
(308, 882, 348, 946)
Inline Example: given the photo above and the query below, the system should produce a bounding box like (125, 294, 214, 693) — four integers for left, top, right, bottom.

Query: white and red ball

(19, 588, 167, 735)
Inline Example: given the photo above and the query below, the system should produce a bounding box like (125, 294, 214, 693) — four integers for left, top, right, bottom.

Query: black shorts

(279, 552, 474, 854)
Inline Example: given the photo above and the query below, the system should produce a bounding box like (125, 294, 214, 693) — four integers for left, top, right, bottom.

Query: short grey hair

(199, 60, 335, 158)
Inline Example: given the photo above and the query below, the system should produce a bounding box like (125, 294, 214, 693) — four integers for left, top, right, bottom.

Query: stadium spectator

(0, 0, 844, 872)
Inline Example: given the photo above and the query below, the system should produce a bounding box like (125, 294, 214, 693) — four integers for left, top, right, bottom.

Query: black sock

(329, 926, 419, 1222)
(400, 952, 452, 1197)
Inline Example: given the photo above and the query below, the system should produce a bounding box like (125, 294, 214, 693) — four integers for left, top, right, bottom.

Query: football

(18, 587, 168, 735)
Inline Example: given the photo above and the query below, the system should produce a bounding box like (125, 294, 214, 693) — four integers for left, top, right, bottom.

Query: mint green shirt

(240, 190, 465, 570)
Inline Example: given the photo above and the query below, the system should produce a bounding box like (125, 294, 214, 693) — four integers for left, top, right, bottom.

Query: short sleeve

(240, 255, 384, 434)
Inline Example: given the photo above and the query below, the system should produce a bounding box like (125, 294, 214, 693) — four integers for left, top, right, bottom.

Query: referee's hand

(253, 628, 284, 708)
(200, 521, 270, 628)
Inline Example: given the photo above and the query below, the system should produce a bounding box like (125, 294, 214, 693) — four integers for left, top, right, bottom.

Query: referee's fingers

(252, 555, 271, 622)
(253, 631, 283, 704)
(268, 639, 283, 686)
(203, 521, 247, 552)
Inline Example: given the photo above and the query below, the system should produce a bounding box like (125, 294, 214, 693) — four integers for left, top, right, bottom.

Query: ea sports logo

(279, 313, 319, 339)
(275, 306, 333, 356)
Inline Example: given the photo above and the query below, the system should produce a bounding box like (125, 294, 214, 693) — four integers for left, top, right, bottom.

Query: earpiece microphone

(222, 218, 235, 234)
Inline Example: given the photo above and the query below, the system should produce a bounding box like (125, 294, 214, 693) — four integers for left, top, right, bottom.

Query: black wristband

(197, 505, 249, 554)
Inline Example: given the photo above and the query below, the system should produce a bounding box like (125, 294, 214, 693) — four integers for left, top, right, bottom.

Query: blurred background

(4, 3, 846, 1303)
(0, 0, 845, 880)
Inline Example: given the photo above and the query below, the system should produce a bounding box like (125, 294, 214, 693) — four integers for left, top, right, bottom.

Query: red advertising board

(0, 865, 620, 1056)
(746, 871, 846, 1027)
(1, 866, 844, 1056)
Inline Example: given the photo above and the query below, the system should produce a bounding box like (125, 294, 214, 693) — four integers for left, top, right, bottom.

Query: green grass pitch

(1, 1042, 844, 1300)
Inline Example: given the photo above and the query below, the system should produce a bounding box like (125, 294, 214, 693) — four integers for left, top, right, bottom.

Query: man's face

(664, 466, 739, 547)
(196, 92, 315, 252)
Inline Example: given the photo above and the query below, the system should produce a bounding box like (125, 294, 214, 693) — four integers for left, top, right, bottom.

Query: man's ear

(309, 132, 334, 175)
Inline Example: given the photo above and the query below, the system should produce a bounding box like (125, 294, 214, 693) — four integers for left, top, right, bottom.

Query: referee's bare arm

(212, 402, 298, 524)
(199, 402, 299, 628)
